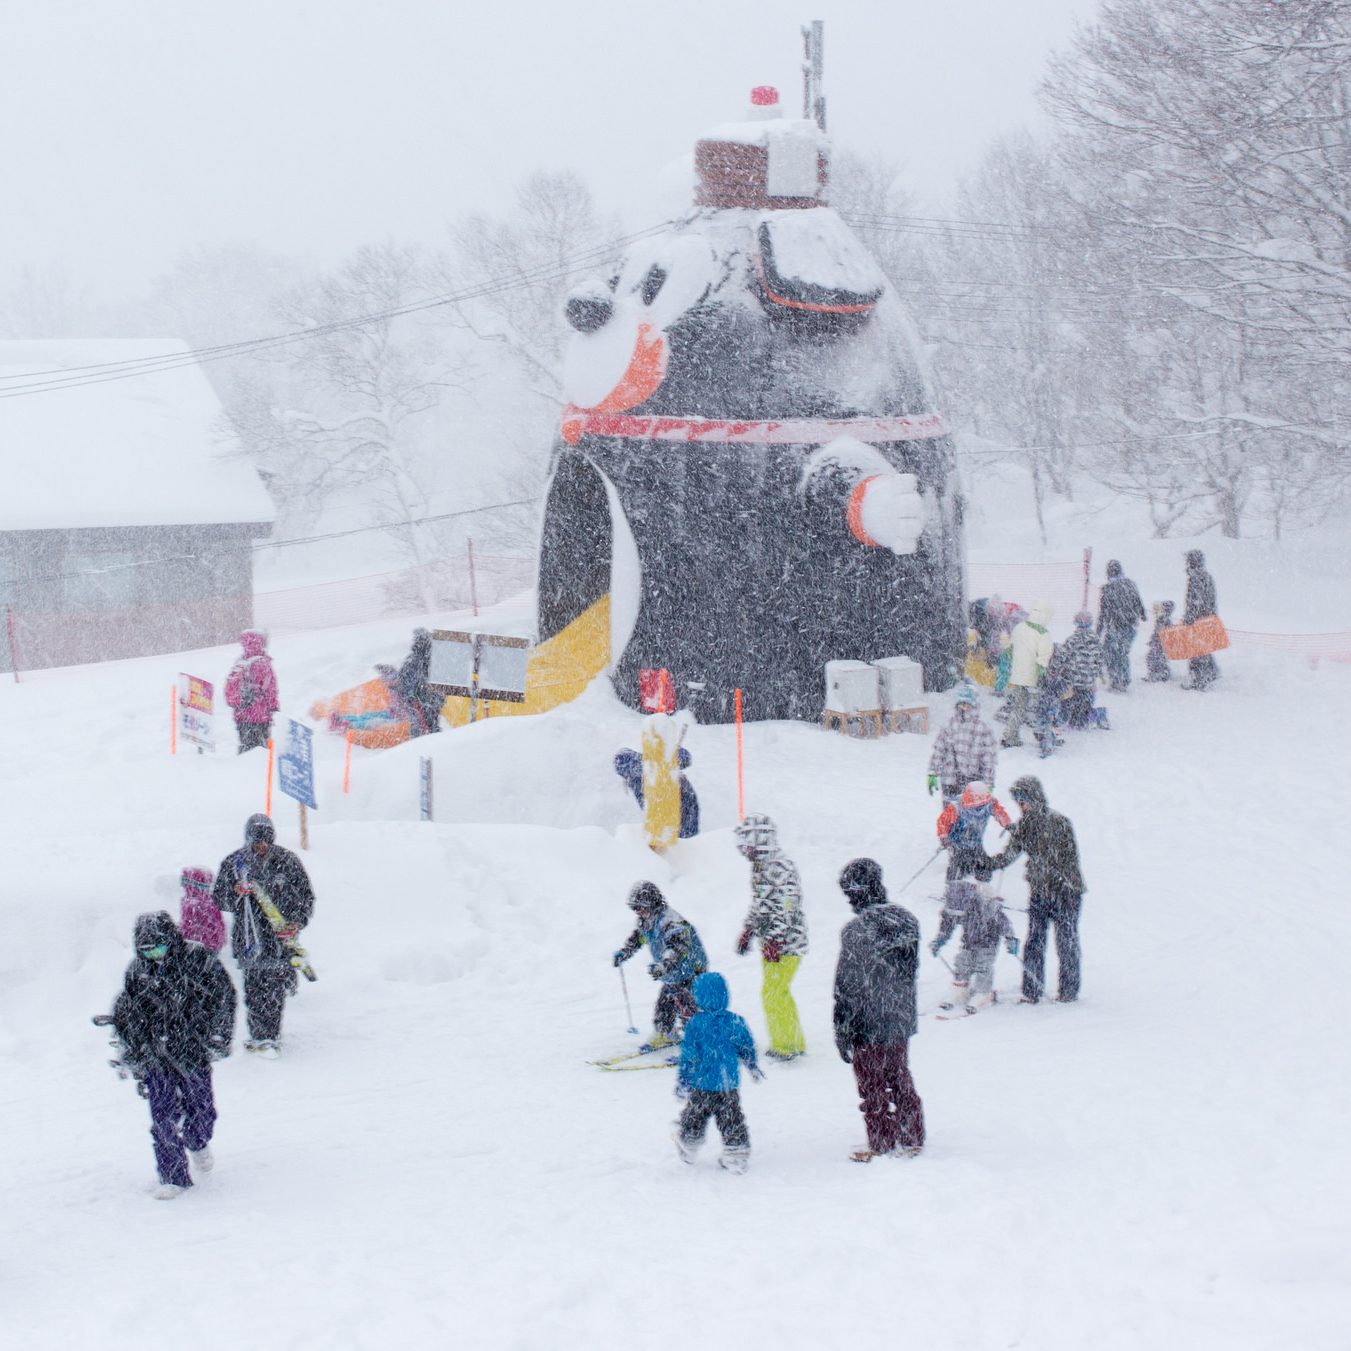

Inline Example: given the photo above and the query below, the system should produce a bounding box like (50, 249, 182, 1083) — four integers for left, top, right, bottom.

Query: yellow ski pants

(761, 954, 805, 1056)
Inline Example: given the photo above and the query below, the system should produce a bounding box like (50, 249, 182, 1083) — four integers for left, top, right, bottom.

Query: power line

(0, 225, 670, 400)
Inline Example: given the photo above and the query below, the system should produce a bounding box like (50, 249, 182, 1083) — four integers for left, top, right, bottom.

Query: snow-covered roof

(0, 339, 275, 531)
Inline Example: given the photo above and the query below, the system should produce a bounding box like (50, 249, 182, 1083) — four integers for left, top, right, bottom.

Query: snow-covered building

(0, 340, 274, 671)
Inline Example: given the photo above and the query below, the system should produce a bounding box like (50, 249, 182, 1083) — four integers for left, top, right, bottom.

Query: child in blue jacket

(673, 972, 762, 1174)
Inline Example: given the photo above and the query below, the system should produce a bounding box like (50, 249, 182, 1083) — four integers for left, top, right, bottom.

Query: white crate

(824, 660, 880, 713)
(873, 656, 924, 710)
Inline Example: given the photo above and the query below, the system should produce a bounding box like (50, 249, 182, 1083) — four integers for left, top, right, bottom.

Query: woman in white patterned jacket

(734, 814, 809, 1061)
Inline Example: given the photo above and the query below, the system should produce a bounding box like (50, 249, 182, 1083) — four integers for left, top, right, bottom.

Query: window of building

(63, 551, 140, 611)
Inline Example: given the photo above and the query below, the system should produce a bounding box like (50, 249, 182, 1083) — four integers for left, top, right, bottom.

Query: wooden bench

(822, 707, 886, 738)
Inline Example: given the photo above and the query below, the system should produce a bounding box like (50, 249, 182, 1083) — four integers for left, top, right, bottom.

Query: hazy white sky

(1, 0, 1098, 295)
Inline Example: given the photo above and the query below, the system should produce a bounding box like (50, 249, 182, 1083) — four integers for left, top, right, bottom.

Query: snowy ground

(4, 540, 1351, 1349)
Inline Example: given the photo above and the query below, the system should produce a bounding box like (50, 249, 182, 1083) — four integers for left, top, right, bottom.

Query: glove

(927, 773, 938, 796)
(763, 939, 782, 963)
(648, 963, 663, 979)
(612, 950, 626, 968)
(838, 1048, 852, 1065)
(208, 1038, 231, 1061)
(136, 1078, 149, 1100)
(749, 1066, 765, 1083)
(929, 938, 943, 956)
(1006, 936, 1020, 956)
(735, 929, 752, 957)
(674, 1082, 690, 1100)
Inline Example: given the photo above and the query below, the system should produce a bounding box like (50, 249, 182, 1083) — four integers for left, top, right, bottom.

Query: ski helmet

(839, 857, 886, 908)
(960, 782, 992, 810)
(734, 813, 778, 854)
(627, 881, 665, 915)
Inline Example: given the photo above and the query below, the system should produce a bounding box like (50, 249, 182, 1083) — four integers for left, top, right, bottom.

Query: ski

(252, 880, 317, 981)
(592, 1055, 679, 1072)
(588, 1043, 680, 1070)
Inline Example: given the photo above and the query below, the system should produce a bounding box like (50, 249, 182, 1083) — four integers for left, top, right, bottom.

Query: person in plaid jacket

(927, 684, 998, 801)
(734, 814, 808, 1061)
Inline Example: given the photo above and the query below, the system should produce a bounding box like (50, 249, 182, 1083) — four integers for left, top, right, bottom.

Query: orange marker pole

(170, 685, 177, 755)
(734, 687, 745, 821)
(343, 729, 353, 794)
(265, 738, 274, 816)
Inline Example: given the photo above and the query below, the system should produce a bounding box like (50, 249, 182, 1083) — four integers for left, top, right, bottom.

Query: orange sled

(309, 677, 412, 749)
(1159, 615, 1230, 661)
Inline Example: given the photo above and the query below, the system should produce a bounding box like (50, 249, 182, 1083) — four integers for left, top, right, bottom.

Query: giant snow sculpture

(540, 88, 966, 724)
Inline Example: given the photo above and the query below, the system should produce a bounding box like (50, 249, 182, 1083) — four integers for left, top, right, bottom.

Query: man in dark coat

(1096, 560, 1148, 691)
(1183, 549, 1220, 691)
(397, 628, 443, 736)
(989, 776, 1086, 1004)
(111, 911, 236, 1197)
(832, 858, 925, 1162)
(212, 813, 316, 1055)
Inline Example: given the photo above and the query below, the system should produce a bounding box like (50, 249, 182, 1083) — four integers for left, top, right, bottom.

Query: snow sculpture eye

(639, 265, 667, 307)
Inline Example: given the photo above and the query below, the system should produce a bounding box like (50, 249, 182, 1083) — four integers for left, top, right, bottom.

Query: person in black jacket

(1096, 560, 1148, 691)
(396, 628, 443, 736)
(988, 775, 1086, 1004)
(110, 911, 236, 1198)
(832, 858, 925, 1162)
(212, 813, 315, 1055)
(1183, 549, 1220, 691)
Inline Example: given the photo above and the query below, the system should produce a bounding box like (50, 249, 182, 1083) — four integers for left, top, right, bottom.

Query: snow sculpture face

(536, 93, 966, 724)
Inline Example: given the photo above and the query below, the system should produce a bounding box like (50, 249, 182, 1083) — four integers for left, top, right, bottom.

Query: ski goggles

(137, 943, 169, 960)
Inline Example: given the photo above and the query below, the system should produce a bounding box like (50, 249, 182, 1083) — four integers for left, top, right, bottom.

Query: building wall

(0, 523, 264, 671)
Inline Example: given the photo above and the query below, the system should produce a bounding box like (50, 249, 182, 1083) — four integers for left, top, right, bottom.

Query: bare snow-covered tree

(1042, 0, 1351, 534)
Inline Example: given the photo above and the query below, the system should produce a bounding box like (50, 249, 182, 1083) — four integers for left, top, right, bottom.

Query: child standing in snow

(109, 911, 236, 1198)
(930, 878, 1019, 1014)
(1145, 601, 1175, 682)
(614, 882, 709, 1048)
(178, 867, 225, 951)
(936, 781, 1012, 884)
(673, 972, 762, 1173)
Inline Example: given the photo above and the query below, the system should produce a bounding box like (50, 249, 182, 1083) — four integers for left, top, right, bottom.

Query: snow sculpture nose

(846, 472, 926, 555)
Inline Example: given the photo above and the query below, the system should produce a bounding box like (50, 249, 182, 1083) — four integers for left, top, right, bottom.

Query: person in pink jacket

(178, 867, 226, 951)
(224, 629, 279, 753)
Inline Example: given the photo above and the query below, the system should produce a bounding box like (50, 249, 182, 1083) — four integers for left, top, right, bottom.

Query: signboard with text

(277, 718, 317, 810)
(177, 673, 215, 751)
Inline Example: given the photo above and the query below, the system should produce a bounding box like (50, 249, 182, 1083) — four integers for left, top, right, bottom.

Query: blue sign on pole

(278, 719, 317, 810)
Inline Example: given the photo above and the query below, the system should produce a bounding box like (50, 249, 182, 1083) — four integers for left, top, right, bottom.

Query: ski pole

(618, 964, 638, 1035)
(892, 846, 943, 898)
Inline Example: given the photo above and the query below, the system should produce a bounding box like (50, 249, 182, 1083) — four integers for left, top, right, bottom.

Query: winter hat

(1186, 549, 1205, 569)
(839, 857, 887, 909)
(953, 683, 978, 708)
(1008, 776, 1047, 812)
(181, 866, 213, 892)
(627, 880, 665, 914)
(244, 813, 276, 846)
(735, 813, 778, 853)
(133, 910, 179, 951)
(1074, 611, 1093, 629)
(1029, 602, 1052, 627)
(960, 781, 992, 809)
(240, 629, 268, 655)
(1106, 560, 1123, 579)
